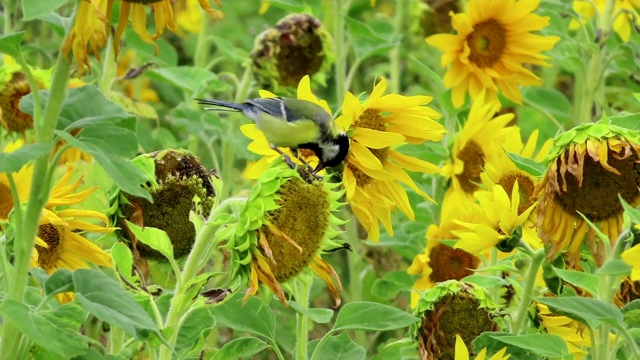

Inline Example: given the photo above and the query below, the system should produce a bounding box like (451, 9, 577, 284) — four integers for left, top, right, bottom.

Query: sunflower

(570, 0, 640, 43)
(114, 0, 223, 56)
(241, 75, 329, 179)
(536, 302, 590, 357)
(452, 182, 535, 255)
(622, 243, 640, 281)
(0, 61, 51, 133)
(408, 192, 480, 309)
(413, 281, 498, 360)
(0, 140, 33, 222)
(454, 334, 510, 360)
(62, 0, 112, 75)
(535, 122, 640, 266)
(426, 0, 560, 108)
(211, 159, 344, 306)
(441, 91, 520, 204)
(336, 77, 445, 242)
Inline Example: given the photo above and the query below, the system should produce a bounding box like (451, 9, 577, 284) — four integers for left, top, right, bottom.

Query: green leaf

(623, 299, 640, 314)
(505, 151, 546, 177)
(289, 301, 334, 324)
(553, 268, 600, 297)
(523, 87, 572, 126)
(0, 143, 52, 172)
(2, 300, 88, 358)
(147, 67, 225, 94)
(39, 13, 72, 36)
(209, 295, 276, 340)
(333, 301, 419, 331)
(73, 268, 160, 338)
(371, 270, 414, 300)
(212, 337, 269, 360)
(309, 333, 366, 360)
(490, 333, 570, 358)
(125, 221, 174, 261)
(345, 17, 398, 60)
(621, 193, 640, 224)
(610, 113, 640, 131)
(597, 259, 632, 276)
(537, 296, 625, 329)
(0, 32, 25, 58)
(111, 242, 135, 284)
(22, 0, 67, 21)
(44, 268, 74, 296)
(175, 307, 216, 358)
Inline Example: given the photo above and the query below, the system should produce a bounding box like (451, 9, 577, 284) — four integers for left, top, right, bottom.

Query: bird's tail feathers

(195, 99, 247, 112)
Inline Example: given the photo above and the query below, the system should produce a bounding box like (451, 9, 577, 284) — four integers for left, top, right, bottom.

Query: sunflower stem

(194, 7, 211, 70)
(345, 212, 367, 347)
(511, 248, 544, 335)
(98, 36, 117, 94)
(0, 43, 70, 360)
(294, 276, 313, 360)
(3, 0, 15, 35)
(388, 0, 406, 93)
(333, 0, 350, 106)
(158, 197, 240, 360)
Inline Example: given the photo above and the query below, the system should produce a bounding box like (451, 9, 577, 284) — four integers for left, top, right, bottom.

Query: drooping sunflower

(336, 77, 445, 242)
(454, 334, 510, 360)
(413, 281, 499, 360)
(427, 0, 560, 107)
(30, 165, 115, 302)
(211, 159, 345, 306)
(570, 0, 640, 43)
(535, 122, 640, 266)
(0, 140, 33, 222)
(408, 192, 480, 309)
(114, 0, 224, 56)
(241, 75, 329, 179)
(62, 0, 112, 75)
(441, 91, 520, 204)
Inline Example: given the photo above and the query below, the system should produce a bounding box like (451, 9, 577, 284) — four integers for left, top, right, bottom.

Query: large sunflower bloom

(336, 77, 445, 241)
(535, 122, 640, 266)
(0, 140, 33, 222)
(211, 159, 344, 306)
(408, 191, 480, 309)
(441, 91, 520, 204)
(241, 75, 329, 179)
(570, 0, 640, 43)
(427, 0, 560, 108)
(62, 0, 112, 75)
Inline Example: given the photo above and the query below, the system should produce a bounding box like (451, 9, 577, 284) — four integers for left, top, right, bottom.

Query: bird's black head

(320, 132, 350, 168)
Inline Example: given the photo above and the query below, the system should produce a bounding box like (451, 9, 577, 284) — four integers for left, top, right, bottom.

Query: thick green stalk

(0, 45, 71, 360)
(3, 0, 15, 35)
(294, 276, 312, 360)
(333, 0, 348, 105)
(158, 198, 241, 360)
(109, 327, 125, 355)
(511, 248, 545, 335)
(388, 0, 406, 93)
(98, 37, 117, 94)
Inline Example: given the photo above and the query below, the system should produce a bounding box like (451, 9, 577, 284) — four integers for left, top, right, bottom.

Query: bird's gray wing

(246, 98, 304, 123)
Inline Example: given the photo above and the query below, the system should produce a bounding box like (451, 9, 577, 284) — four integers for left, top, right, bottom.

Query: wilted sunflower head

(412, 281, 498, 360)
(0, 62, 51, 133)
(419, 0, 461, 36)
(110, 149, 216, 260)
(535, 121, 640, 266)
(211, 158, 345, 306)
(250, 13, 335, 90)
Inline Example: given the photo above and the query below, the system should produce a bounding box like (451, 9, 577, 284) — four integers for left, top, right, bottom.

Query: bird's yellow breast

(256, 116, 319, 147)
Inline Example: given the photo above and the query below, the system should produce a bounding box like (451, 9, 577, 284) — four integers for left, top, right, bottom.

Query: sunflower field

(2, 0, 640, 359)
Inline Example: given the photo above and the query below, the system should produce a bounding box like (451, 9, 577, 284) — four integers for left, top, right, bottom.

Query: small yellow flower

(337, 77, 445, 241)
(427, 0, 560, 107)
(570, 0, 640, 43)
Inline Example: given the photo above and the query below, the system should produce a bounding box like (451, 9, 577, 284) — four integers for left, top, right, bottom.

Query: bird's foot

(269, 144, 297, 170)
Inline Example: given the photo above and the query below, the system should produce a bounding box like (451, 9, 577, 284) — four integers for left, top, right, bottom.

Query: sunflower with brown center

(30, 165, 116, 303)
(426, 0, 560, 108)
(110, 149, 216, 261)
(211, 159, 344, 306)
(251, 13, 335, 90)
(441, 91, 520, 205)
(535, 122, 640, 266)
(0, 61, 51, 134)
(408, 192, 480, 309)
(413, 281, 498, 360)
(336, 77, 445, 242)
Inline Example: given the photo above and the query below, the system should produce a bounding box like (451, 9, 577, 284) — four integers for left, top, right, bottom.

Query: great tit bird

(196, 97, 350, 171)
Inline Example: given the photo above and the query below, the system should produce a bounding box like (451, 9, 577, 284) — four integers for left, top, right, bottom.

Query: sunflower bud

(250, 13, 335, 90)
(110, 149, 216, 260)
(413, 281, 498, 360)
